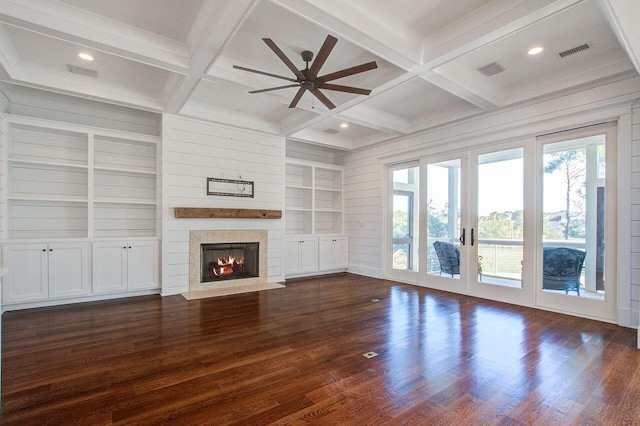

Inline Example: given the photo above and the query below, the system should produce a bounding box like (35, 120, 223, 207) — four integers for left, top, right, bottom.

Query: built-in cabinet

(93, 240, 158, 293)
(318, 236, 348, 271)
(2, 242, 90, 303)
(285, 237, 319, 276)
(285, 159, 348, 277)
(1, 115, 160, 309)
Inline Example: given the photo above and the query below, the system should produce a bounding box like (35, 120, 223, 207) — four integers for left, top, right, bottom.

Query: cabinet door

(127, 241, 159, 290)
(299, 238, 318, 273)
(2, 244, 48, 303)
(48, 243, 91, 298)
(318, 237, 335, 271)
(333, 237, 348, 269)
(318, 237, 348, 270)
(284, 239, 302, 275)
(92, 241, 127, 293)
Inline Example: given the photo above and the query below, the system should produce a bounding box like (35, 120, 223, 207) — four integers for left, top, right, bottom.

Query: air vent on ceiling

(477, 62, 505, 77)
(323, 128, 340, 134)
(67, 64, 98, 78)
(558, 43, 590, 58)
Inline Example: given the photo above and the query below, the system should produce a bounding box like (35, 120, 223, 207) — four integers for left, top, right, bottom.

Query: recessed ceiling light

(340, 123, 349, 129)
(528, 46, 544, 56)
(78, 52, 94, 61)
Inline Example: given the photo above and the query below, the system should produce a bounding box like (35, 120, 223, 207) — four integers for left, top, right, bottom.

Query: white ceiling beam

(0, 23, 18, 75)
(407, 103, 481, 134)
(422, 0, 583, 68)
(164, 0, 259, 114)
(7, 63, 165, 111)
(598, 0, 640, 74)
(287, 127, 353, 150)
(418, 0, 584, 110)
(180, 101, 281, 135)
(0, 0, 191, 74)
(337, 105, 407, 135)
(270, 0, 422, 70)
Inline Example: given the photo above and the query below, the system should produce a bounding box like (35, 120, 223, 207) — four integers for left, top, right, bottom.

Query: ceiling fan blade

(311, 89, 336, 110)
(318, 61, 378, 83)
(289, 87, 307, 108)
(308, 35, 337, 77)
(233, 65, 297, 83)
(249, 84, 300, 94)
(318, 83, 371, 95)
(262, 38, 305, 80)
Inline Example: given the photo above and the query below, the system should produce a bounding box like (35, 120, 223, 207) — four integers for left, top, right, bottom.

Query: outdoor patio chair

(433, 241, 484, 281)
(542, 247, 586, 295)
(433, 241, 460, 277)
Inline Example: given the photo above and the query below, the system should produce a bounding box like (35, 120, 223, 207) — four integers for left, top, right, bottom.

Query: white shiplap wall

(7, 85, 160, 136)
(338, 74, 640, 327)
(631, 99, 640, 327)
(162, 114, 285, 295)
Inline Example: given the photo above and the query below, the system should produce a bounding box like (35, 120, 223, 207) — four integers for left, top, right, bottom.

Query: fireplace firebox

(200, 242, 259, 282)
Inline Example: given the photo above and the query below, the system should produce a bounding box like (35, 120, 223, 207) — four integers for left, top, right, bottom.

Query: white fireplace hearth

(182, 229, 284, 300)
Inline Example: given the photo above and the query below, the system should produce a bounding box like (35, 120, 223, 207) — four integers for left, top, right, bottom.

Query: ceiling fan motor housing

(301, 50, 314, 64)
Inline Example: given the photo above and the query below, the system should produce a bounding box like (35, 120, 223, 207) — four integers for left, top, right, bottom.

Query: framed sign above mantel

(207, 177, 254, 198)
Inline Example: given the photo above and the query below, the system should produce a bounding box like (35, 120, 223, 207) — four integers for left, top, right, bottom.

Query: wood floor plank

(2, 273, 638, 424)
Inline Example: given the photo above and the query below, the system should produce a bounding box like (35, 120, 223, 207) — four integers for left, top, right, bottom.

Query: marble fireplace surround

(184, 229, 281, 299)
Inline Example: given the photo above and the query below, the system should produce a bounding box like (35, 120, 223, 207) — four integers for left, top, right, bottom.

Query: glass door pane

(426, 159, 461, 280)
(392, 167, 419, 272)
(477, 148, 524, 288)
(542, 135, 604, 299)
(537, 122, 617, 324)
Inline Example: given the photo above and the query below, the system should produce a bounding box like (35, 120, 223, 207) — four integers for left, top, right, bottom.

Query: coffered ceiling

(0, 0, 637, 150)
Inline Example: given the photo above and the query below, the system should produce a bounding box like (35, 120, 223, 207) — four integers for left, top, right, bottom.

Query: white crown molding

(8, 62, 165, 111)
(598, 0, 640, 74)
(0, 0, 190, 73)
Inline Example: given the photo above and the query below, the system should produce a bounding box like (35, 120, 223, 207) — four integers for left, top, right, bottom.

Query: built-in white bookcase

(284, 159, 347, 278)
(3, 115, 159, 239)
(285, 160, 343, 235)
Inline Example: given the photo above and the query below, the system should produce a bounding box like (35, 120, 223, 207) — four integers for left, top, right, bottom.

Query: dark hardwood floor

(2, 273, 639, 425)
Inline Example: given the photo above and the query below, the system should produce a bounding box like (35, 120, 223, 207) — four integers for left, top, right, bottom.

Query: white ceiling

(0, 0, 637, 150)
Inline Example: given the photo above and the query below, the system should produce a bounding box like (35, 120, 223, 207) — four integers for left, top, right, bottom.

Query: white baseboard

(2, 289, 161, 312)
(347, 265, 383, 279)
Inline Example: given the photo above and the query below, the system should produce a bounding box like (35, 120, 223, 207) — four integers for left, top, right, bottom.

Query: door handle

(471, 228, 475, 246)
(459, 228, 466, 246)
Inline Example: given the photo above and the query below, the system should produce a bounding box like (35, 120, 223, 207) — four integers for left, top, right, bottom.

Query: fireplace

(201, 242, 259, 282)
(189, 229, 268, 293)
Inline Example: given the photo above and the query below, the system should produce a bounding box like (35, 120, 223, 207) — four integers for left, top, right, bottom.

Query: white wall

(161, 114, 285, 295)
(286, 139, 342, 164)
(631, 99, 640, 326)
(338, 73, 640, 327)
(5, 85, 160, 136)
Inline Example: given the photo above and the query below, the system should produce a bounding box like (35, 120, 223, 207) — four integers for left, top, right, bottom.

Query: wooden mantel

(174, 208, 282, 219)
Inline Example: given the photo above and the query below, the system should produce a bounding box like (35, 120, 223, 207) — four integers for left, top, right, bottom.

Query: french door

(418, 142, 531, 307)
(388, 123, 618, 321)
(419, 154, 467, 294)
(535, 123, 617, 322)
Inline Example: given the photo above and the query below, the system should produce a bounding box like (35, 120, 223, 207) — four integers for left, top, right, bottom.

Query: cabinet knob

(123, 246, 127, 249)
(128, 246, 132, 249)
(49, 249, 53, 251)
(42, 249, 46, 252)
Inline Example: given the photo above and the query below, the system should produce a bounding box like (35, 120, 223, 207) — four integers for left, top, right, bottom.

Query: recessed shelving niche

(3, 115, 160, 239)
(285, 159, 343, 235)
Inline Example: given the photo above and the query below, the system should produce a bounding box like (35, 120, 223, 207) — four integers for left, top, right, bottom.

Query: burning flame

(212, 255, 245, 277)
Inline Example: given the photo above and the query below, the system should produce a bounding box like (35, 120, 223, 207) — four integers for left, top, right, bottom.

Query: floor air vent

(558, 43, 590, 58)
